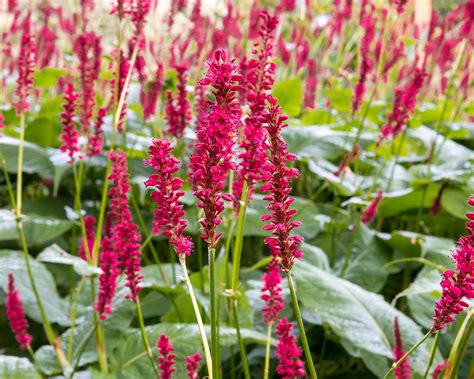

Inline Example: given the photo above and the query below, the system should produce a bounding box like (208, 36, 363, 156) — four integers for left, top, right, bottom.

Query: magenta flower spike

(361, 189, 384, 224)
(185, 352, 202, 379)
(14, 12, 36, 116)
(87, 107, 106, 157)
(157, 334, 176, 379)
(6, 273, 32, 350)
(189, 49, 242, 248)
(165, 63, 192, 139)
(116, 50, 131, 133)
(79, 215, 96, 261)
(260, 96, 304, 272)
(59, 83, 81, 164)
(261, 260, 284, 325)
(145, 138, 193, 256)
(275, 318, 306, 378)
(392, 317, 411, 379)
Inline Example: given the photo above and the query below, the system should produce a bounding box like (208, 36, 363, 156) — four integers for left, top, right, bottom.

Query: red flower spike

(361, 189, 384, 224)
(276, 317, 306, 378)
(392, 317, 411, 379)
(108, 150, 143, 301)
(6, 273, 32, 350)
(189, 49, 242, 248)
(260, 96, 304, 272)
(432, 195, 474, 332)
(261, 260, 284, 325)
(157, 334, 176, 379)
(432, 360, 447, 379)
(165, 63, 191, 139)
(14, 13, 36, 116)
(79, 215, 96, 261)
(233, 10, 279, 210)
(145, 139, 193, 256)
(87, 107, 106, 157)
(185, 352, 202, 379)
(59, 83, 81, 165)
(141, 62, 164, 121)
(115, 51, 131, 133)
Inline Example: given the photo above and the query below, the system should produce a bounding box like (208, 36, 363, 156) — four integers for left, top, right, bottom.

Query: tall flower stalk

(189, 49, 242, 377)
(145, 138, 212, 378)
(260, 96, 318, 379)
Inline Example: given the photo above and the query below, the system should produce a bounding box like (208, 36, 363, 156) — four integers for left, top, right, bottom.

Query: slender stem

(384, 258, 446, 272)
(383, 331, 433, 379)
(446, 309, 474, 379)
(423, 332, 439, 379)
(286, 271, 318, 379)
(263, 322, 273, 379)
(15, 114, 25, 215)
(209, 246, 219, 378)
(231, 182, 249, 292)
(232, 300, 250, 379)
(135, 298, 159, 376)
(67, 278, 85, 361)
(90, 278, 108, 372)
(0, 151, 16, 209)
(179, 254, 213, 378)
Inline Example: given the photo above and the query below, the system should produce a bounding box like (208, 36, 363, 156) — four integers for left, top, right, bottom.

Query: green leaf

(294, 262, 439, 377)
(0, 355, 41, 379)
(272, 78, 303, 117)
(0, 137, 54, 178)
(0, 250, 70, 325)
(36, 244, 100, 276)
(441, 187, 472, 219)
(0, 210, 72, 246)
(34, 67, 68, 89)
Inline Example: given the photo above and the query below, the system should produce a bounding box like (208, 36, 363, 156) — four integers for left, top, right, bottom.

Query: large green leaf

(0, 355, 41, 379)
(294, 261, 440, 377)
(0, 210, 72, 246)
(272, 78, 303, 117)
(37, 244, 100, 276)
(0, 137, 54, 178)
(441, 187, 473, 219)
(0, 250, 70, 325)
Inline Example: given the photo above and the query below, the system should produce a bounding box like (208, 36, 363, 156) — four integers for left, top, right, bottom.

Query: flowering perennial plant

(392, 317, 411, 379)
(275, 318, 306, 378)
(6, 273, 32, 350)
(165, 63, 192, 139)
(59, 83, 81, 164)
(260, 96, 303, 272)
(185, 352, 202, 379)
(261, 260, 284, 325)
(145, 139, 193, 256)
(361, 189, 384, 224)
(157, 334, 176, 379)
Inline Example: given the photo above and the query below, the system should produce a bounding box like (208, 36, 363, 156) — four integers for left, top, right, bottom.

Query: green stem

(383, 331, 433, 379)
(0, 151, 16, 209)
(423, 332, 439, 379)
(231, 181, 249, 292)
(178, 254, 213, 378)
(67, 278, 85, 361)
(209, 246, 219, 378)
(446, 309, 474, 379)
(263, 322, 273, 379)
(135, 298, 159, 376)
(90, 278, 108, 372)
(15, 114, 25, 215)
(286, 271, 318, 379)
(232, 300, 250, 379)
(384, 258, 446, 272)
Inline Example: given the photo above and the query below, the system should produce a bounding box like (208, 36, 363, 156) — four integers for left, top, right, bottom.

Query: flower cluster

(261, 260, 284, 325)
(392, 317, 411, 379)
(141, 62, 164, 121)
(432, 360, 447, 379)
(74, 32, 102, 133)
(130, 0, 151, 44)
(334, 144, 360, 177)
(79, 215, 96, 261)
(165, 63, 192, 139)
(233, 11, 278, 209)
(304, 58, 317, 109)
(380, 67, 426, 141)
(260, 96, 303, 272)
(59, 83, 81, 164)
(432, 196, 474, 332)
(145, 139, 193, 256)
(157, 334, 176, 379)
(185, 352, 202, 379)
(394, 0, 409, 14)
(87, 107, 106, 157)
(14, 13, 36, 116)
(109, 150, 143, 301)
(115, 51, 131, 133)
(189, 49, 242, 247)
(6, 273, 32, 350)
(275, 318, 306, 378)
(361, 189, 384, 224)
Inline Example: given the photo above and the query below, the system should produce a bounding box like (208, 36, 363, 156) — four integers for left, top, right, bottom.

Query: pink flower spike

(392, 317, 411, 379)
(185, 352, 202, 379)
(361, 189, 384, 224)
(432, 360, 447, 379)
(165, 63, 191, 139)
(59, 83, 81, 165)
(261, 260, 284, 325)
(145, 139, 193, 256)
(87, 107, 106, 157)
(260, 96, 304, 272)
(276, 318, 306, 378)
(14, 13, 36, 116)
(108, 150, 143, 301)
(79, 215, 96, 261)
(189, 49, 242, 248)
(157, 334, 176, 379)
(6, 273, 32, 350)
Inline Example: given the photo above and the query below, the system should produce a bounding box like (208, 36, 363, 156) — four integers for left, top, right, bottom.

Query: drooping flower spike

(59, 83, 81, 164)
(260, 96, 304, 272)
(275, 317, 306, 378)
(361, 189, 384, 224)
(261, 259, 284, 325)
(392, 317, 411, 379)
(145, 138, 193, 256)
(189, 49, 242, 248)
(6, 273, 32, 350)
(157, 334, 176, 379)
